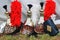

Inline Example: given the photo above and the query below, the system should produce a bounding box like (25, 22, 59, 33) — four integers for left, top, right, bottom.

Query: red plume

(44, 0, 56, 21)
(10, 0, 22, 27)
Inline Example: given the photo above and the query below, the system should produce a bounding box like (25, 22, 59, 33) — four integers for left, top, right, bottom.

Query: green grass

(0, 33, 60, 40)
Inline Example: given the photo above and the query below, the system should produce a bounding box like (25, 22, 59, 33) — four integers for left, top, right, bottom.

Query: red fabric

(10, 0, 22, 27)
(44, 0, 56, 21)
(46, 0, 52, 1)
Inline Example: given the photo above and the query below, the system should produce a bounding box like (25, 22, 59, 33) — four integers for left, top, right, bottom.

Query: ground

(0, 33, 60, 40)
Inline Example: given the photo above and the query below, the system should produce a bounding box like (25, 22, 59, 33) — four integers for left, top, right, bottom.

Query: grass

(0, 33, 60, 40)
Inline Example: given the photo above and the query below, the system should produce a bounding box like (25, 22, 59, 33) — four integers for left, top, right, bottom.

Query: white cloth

(25, 18, 33, 26)
(51, 14, 56, 21)
(38, 16, 44, 24)
(51, 14, 60, 25)
(0, 22, 6, 33)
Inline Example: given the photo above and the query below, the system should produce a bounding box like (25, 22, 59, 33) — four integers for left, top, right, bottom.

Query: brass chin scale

(25, 4, 34, 27)
(20, 4, 34, 35)
(3, 5, 16, 34)
(34, 2, 44, 34)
